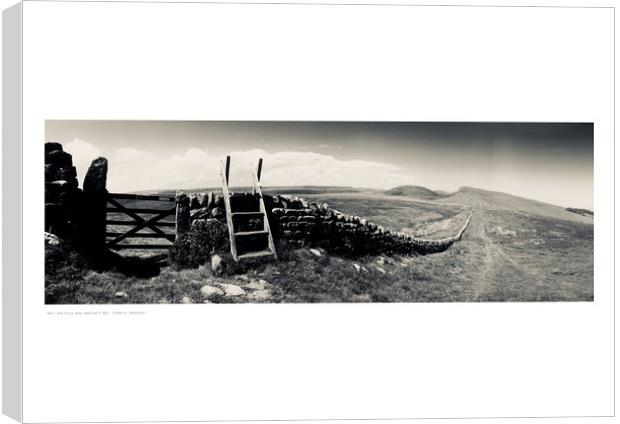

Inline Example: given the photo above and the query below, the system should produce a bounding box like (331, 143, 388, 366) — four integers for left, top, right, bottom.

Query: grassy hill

(48, 184, 593, 303)
(385, 185, 442, 199)
(445, 186, 592, 223)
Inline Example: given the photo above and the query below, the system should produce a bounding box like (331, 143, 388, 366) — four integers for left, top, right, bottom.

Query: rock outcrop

(79, 156, 109, 255)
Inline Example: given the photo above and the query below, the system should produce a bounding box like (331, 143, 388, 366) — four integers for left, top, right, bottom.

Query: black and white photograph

(44, 120, 594, 304)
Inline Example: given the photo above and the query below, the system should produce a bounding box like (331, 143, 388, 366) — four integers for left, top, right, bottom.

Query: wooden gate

(105, 192, 177, 250)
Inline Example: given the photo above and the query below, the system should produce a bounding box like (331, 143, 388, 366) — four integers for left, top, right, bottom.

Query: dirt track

(464, 207, 530, 300)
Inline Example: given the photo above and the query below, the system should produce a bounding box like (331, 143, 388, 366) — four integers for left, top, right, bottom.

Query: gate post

(176, 191, 190, 236)
(80, 157, 108, 256)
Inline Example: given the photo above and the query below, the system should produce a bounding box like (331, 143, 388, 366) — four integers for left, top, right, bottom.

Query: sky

(45, 121, 594, 209)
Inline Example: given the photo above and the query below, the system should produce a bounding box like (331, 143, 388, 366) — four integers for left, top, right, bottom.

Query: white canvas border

(6, 1, 613, 418)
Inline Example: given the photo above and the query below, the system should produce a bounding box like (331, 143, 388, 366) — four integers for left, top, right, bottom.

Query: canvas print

(44, 121, 593, 304)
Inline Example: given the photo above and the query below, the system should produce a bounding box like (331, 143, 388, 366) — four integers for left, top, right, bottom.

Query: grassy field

(47, 185, 593, 303)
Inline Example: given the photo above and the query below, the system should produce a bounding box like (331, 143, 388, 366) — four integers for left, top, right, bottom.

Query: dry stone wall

(188, 191, 472, 257)
(45, 142, 82, 239)
(44, 142, 110, 255)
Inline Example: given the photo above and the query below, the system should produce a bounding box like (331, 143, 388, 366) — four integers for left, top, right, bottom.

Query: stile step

(234, 230, 268, 237)
(232, 211, 264, 217)
(237, 249, 275, 260)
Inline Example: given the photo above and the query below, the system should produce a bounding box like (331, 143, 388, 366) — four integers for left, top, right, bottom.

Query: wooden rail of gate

(105, 192, 177, 250)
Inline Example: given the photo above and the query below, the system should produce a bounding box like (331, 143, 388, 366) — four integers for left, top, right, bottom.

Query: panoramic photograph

(44, 121, 594, 304)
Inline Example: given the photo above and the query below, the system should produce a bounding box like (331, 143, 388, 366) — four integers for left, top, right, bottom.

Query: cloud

(300, 144, 344, 150)
(101, 147, 417, 192)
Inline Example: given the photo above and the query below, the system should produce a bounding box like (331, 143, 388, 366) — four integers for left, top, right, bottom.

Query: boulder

(83, 157, 108, 192)
(200, 285, 224, 298)
(211, 254, 223, 274)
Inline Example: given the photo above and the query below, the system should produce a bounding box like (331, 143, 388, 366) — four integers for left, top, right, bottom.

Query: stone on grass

(211, 254, 223, 274)
(375, 266, 386, 274)
(200, 285, 224, 298)
(309, 248, 322, 257)
(216, 283, 245, 297)
(115, 291, 128, 298)
(353, 263, 362, 272)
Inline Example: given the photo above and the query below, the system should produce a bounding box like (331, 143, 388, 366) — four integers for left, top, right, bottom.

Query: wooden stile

(220, 157, 277, 261)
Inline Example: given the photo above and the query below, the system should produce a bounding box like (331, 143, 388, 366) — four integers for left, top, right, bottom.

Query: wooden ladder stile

(220, 159, 239, 260)
(220, 156, 277, 262)
(250, 165, 278, 260)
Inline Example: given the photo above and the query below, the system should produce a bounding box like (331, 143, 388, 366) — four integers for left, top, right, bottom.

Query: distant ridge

(385, 185, 442, 199)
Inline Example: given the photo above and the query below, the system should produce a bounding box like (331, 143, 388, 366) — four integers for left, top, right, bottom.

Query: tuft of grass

(169, 219, 229, 269)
